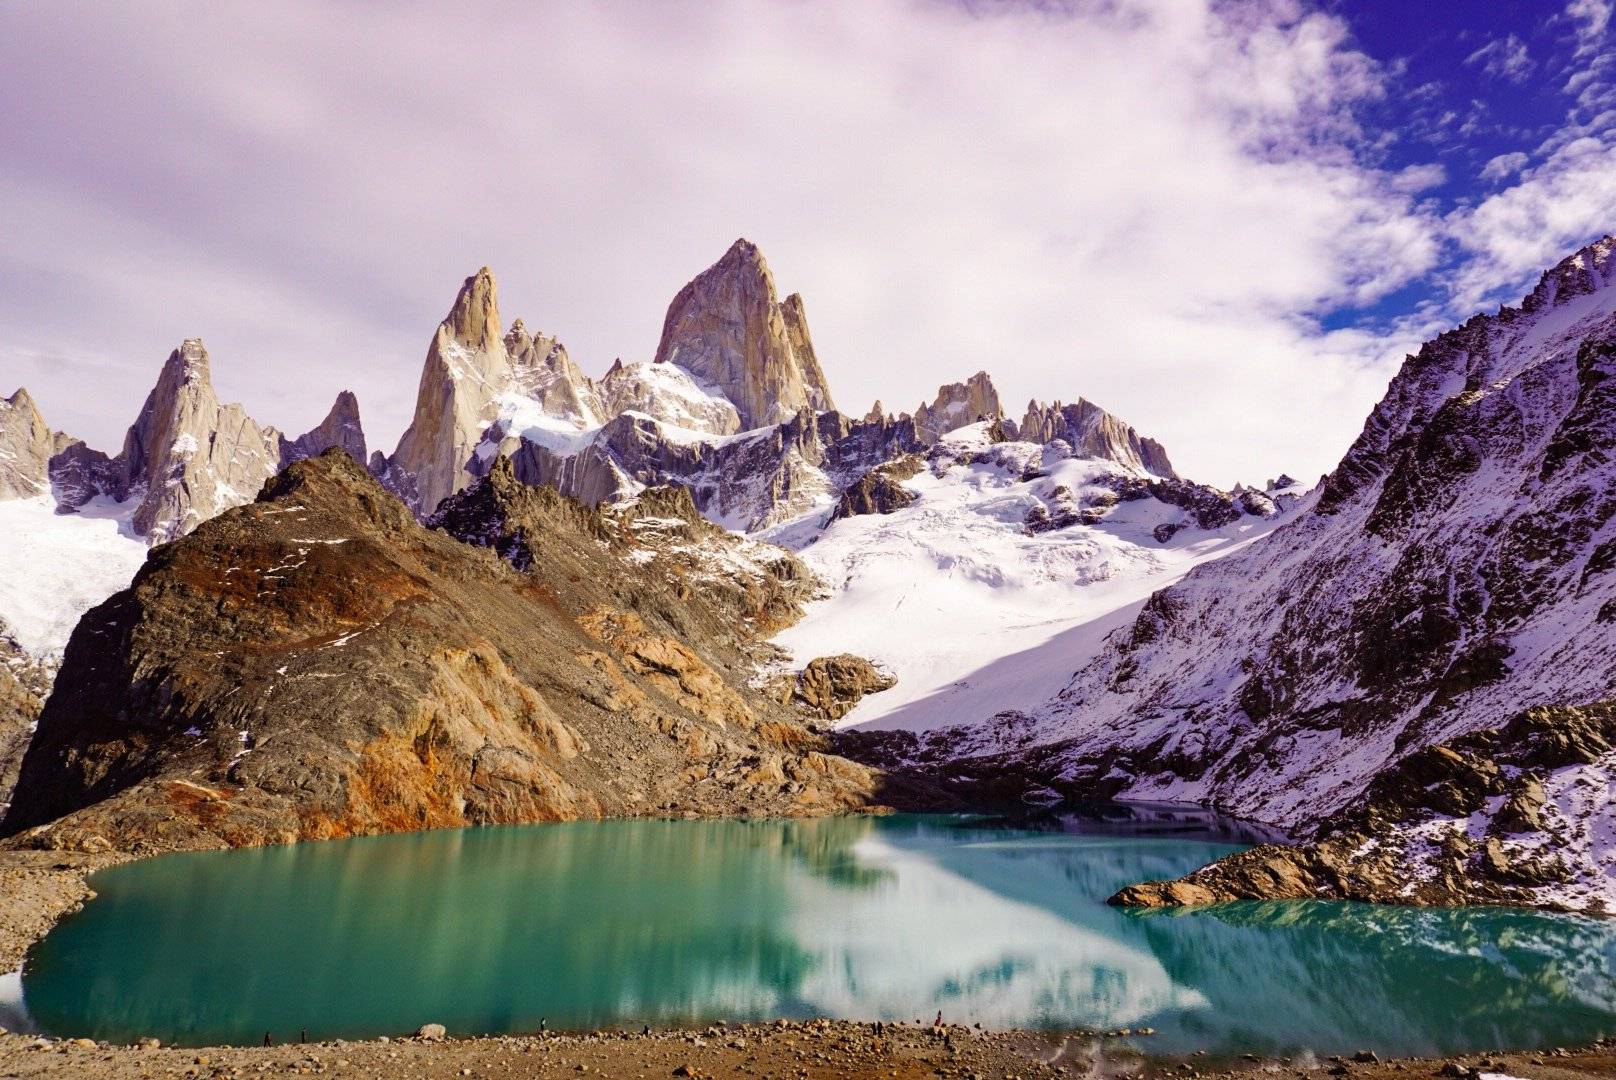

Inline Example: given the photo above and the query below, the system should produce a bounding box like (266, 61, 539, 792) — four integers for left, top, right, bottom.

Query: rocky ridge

(0, 451, 875, 853)
(370, 239, 1221, 539)
(0, 343, 369, 545)
(868, 236, 1616, 912)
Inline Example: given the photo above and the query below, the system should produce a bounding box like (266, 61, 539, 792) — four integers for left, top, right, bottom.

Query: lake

(12, 809, 1616, 1054)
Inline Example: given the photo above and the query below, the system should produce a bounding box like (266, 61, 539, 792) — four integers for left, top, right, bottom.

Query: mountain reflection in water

(18, 811, 1616, 1054)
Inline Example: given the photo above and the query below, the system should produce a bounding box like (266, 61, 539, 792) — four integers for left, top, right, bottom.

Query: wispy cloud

(1564, 0, 1613, 55)
(1479, 151, 1530, 182)
(1464, 34, 1536, 83)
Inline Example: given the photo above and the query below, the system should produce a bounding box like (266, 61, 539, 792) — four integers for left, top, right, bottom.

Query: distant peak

(167, 339, 211, 383)
(443, 267, 502, 353)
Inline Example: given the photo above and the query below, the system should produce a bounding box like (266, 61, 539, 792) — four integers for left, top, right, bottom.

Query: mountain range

(0, 235, 1610, 914)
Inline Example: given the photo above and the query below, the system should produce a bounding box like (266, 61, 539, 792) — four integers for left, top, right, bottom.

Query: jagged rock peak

(1019, 396, 1176, 479)
(0, 388, 55, 500)
(387, 268, 516, 516)
(863, 400, 885, 424)
(653, 238, 836, 429)
(914, 372, 1002, 443)
(281, 390, 367, 467)
(445, 266, 502, 354)
(115, 339, 284, 542)
(1520, 235, 1615, 314)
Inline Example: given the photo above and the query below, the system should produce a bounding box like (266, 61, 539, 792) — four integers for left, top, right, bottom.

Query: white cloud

(1464, 34, 1535, 84)
(1446, 139, 1616, 310)
(1565, 0, 1613, 55)
(1480, 151, 1530, 183)
(0, 0, 1464, 488)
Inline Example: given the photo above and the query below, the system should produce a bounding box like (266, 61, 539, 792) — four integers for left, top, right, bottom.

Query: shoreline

(5, 851, 1616, 1079)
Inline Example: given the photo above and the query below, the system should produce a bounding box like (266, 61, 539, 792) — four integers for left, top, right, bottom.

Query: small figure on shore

(263, 1033, 272, 1047)
(934, 1011, 943, 1028)
(300, 1028, 307, 1044)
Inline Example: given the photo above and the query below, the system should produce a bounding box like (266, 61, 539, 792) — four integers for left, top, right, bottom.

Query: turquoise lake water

(12, 810, 1616, 1054)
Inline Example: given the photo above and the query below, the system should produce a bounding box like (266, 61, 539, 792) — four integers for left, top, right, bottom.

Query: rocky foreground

(1, 1002, 1613, 1079)
(1, 451, 881, 855)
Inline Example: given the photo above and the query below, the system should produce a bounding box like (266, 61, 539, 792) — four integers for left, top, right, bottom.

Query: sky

(0, 0, 1612, 488)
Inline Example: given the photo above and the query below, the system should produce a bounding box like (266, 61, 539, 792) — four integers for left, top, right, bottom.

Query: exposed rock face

(47, 441, 119, 513)
(280, 391, 367, 467)
(492, 404, 928, 532)
(867, 236, 1616, 912)
(914, 372, 1002, 443)
(0, 390, 54, 500)
(0, 629, 48, 812)
(653, 239, 835, 429)
(792, 655, 897, 722)
(390, 268, 514, 515)
(1111, 702, 1616, 914)
(1019, 398, 1176, 478)
(2, 451, 875, 853)
(116, 339, 284, 543)
(831, 455, 923, 521)
(504, 319, 605, 427)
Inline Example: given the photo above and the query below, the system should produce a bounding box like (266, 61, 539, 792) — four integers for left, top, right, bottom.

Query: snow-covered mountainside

(0, 496, 146, 660)
(877, 236, 1616, 913)
(768, 423, 1303, 731)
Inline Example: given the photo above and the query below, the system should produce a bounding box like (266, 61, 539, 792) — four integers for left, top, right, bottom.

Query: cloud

(0, 0, 1462, 488)
(1479, 151, 1530, 183)
(1565, 0, 1613, 55)
(1464, 34, 1535, 84)
(1446, 139, 1616, 309)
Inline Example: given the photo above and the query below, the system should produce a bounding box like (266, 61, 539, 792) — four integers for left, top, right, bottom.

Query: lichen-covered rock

(794, 655, 897, 722)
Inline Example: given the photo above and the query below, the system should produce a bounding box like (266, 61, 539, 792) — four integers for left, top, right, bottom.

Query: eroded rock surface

(390, 268, 513, 515)
(792, 655, 897, 722)
(1, 451, 876, 854)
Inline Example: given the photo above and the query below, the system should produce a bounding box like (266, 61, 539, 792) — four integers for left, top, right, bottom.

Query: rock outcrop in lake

(1, 451, 875, 853)
(1111, 701, 1616, 913)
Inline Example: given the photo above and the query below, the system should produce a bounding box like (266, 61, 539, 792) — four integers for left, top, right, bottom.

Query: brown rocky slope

(1, 450, 876, 854)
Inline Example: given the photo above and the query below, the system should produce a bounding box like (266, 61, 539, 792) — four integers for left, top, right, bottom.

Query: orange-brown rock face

(2, 451, 876, 855)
